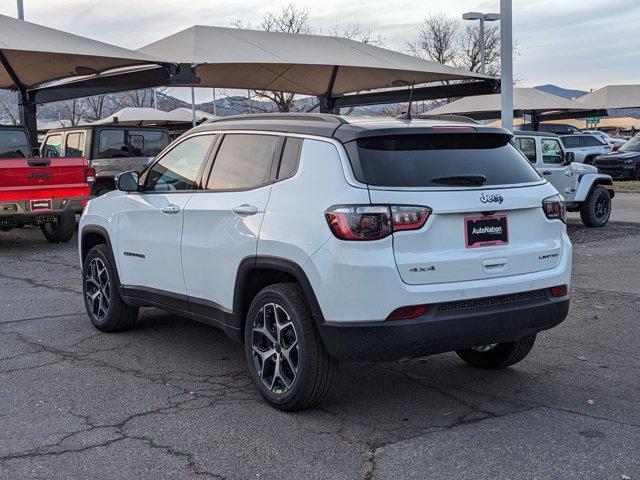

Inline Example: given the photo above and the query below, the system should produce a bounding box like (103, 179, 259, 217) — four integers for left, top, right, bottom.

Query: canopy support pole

(19, 91, 38, 150)
(319, 66, 339, 114)
(0, 50, 38, 149)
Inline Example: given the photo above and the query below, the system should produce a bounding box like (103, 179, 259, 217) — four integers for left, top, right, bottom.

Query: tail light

(85, 167, 96, 183)
(550, 285, 569, 297)
(387, 304, 428, 320)
(542, 195, 566, 223)
(325, 205, 431, 240)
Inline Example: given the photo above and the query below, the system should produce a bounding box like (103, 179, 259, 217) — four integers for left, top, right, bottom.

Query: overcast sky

(1, 0, 639, 103)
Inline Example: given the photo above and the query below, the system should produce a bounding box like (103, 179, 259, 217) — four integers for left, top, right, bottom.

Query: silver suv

(559, 134, 611, 164)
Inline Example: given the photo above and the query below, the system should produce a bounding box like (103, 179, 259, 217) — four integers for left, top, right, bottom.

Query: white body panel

(181, 186, 271, 309)
(117, 192, 193, 294)
(258, 138, 369, 267)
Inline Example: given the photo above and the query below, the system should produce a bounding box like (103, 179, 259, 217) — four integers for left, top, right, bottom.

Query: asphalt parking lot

(1, 194, 639, 480)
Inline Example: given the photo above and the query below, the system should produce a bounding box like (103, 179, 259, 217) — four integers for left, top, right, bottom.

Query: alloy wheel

(251, 303, 299, 394)
(594, 194, 610, 220)
(85, 258, 111, 322)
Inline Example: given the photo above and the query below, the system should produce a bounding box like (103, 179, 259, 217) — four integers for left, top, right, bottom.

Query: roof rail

(416, 114, 480, 124)
(206, 113, 348, 125)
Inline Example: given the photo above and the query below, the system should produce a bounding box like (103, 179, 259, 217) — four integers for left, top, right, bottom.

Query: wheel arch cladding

(233, 256, 324, 335)
(80, 226, 122, 285)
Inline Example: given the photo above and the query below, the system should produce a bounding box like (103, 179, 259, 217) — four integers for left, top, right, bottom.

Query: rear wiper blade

(431, 175, 487, 186)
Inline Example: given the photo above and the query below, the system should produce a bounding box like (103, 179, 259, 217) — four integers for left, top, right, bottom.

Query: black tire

(584, 155, 595, 165)
(456, 334, 537, 369)
(244, 283, 336, 411)
(40, 213, 75, 243)
(580, 185, 611, 228)
(634, 169, 640, 181)
(83, 244, 138, 332)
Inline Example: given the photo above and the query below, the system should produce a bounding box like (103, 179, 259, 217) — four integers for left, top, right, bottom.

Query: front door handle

(161, 204, 180, 214)
(232, 204, 259, 216)
(542, 171, 552, 175)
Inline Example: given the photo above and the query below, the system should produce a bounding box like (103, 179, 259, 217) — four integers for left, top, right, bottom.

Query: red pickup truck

(0, 125, 94, 243)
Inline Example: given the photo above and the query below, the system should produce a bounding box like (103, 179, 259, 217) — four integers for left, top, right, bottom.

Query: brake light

(325, 205, 431, 240)
(550, 285, 569, 297)
(85, 167, 96, 183)
(387, 304, 428, 320)
(542, 195, 566, 223)
(433, 126, 476, 133)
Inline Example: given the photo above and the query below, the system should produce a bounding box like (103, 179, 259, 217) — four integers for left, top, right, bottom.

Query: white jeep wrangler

(514, 131, 614, 227)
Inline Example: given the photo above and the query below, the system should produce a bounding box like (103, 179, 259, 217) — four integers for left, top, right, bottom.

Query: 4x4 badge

(480, 193, 504, 204)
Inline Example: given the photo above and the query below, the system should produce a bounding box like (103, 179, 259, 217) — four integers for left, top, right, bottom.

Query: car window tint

(346, 133, 541, 187)
(561, 136, 580, 148)
(129, 130, 169, 157)
(42, 134, 62, 158)
(98, 130, 128, 158)
(541, 139, 564, 164)
(0, 130, 30, 158)
(145, 135, 215, 192)
(278, 137, 303, 179)
(583, 136, 601, 147)
(65, 132, 85, 157)
(207, 134, 278, 190)
(515, 137, 536, 163)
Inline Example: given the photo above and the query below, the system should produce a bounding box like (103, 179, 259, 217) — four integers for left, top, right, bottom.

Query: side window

(541, 139, 564, 164)
(0, 130, 30, 158)
(515, 138, 536, 163)
(583, 136, 602, 147)
(561, 136, 580, 149)
(207, 134, 279, 190)
(277, 137, 303, 179)
(65, 132, 85, 157)
(128, 130, 169, 157)
(98, 130, 128, 158)
(42, 134, 62, 158)
(145, 135, 215, 192)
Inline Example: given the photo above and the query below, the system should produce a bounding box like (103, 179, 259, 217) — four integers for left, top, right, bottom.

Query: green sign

(585, 116, 600, 124)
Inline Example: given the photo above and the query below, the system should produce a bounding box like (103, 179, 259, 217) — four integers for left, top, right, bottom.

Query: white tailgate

(369, 184, 565, 285)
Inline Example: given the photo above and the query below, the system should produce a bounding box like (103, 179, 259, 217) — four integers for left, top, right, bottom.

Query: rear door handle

(542, 171, 552, 175)
(232, 204, 259, 216)
(161, 204, 180, 214)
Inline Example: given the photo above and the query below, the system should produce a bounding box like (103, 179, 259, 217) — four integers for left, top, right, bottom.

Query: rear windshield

(345, 133, 542, 187)
(0, 129, 30, 158)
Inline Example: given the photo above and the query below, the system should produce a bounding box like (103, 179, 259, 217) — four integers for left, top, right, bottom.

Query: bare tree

(0, 90, 19, 125)
(325, 22, 386, 46)
(82, 95, 115, 122)
(406, 13, 458, 65)
(57, 99, 86, 126)
(116, 89, 154, 109)
(456, 23, 502, 76)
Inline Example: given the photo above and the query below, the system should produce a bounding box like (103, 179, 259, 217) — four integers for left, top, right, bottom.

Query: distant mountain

(533, 84, 588, 99)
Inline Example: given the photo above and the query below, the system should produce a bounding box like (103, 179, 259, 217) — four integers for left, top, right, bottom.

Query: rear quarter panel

(258, 137, 369, 268)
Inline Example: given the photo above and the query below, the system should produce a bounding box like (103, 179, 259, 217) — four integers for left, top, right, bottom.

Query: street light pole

(478, 17, 485, 74)
(462, 12, 500, 75)
(16, 0, 24, 20)
(500, 0, 513, 132)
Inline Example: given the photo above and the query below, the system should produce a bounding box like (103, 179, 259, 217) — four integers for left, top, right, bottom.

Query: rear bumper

(318, 293, 569, 361)
(0, 196, 88, 220)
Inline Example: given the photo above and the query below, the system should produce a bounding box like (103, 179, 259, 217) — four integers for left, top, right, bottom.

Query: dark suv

(40, 125, 170, 195)
(594, 134, 640, 180)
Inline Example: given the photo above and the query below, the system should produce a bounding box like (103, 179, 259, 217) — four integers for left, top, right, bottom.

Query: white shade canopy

(138, 25, 492, 96)
(0, 14, 161, 90)
(429, 88, 593, 117)
(574, 85, 640, 109)
(91, 107, 182, 126)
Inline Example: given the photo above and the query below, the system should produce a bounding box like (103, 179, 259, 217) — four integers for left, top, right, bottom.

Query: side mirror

(563, 152, 575, 165)
(116, 171, 139, 192)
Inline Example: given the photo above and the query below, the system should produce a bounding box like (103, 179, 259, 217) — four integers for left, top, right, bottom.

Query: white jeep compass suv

(79, 114, 572, 411)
